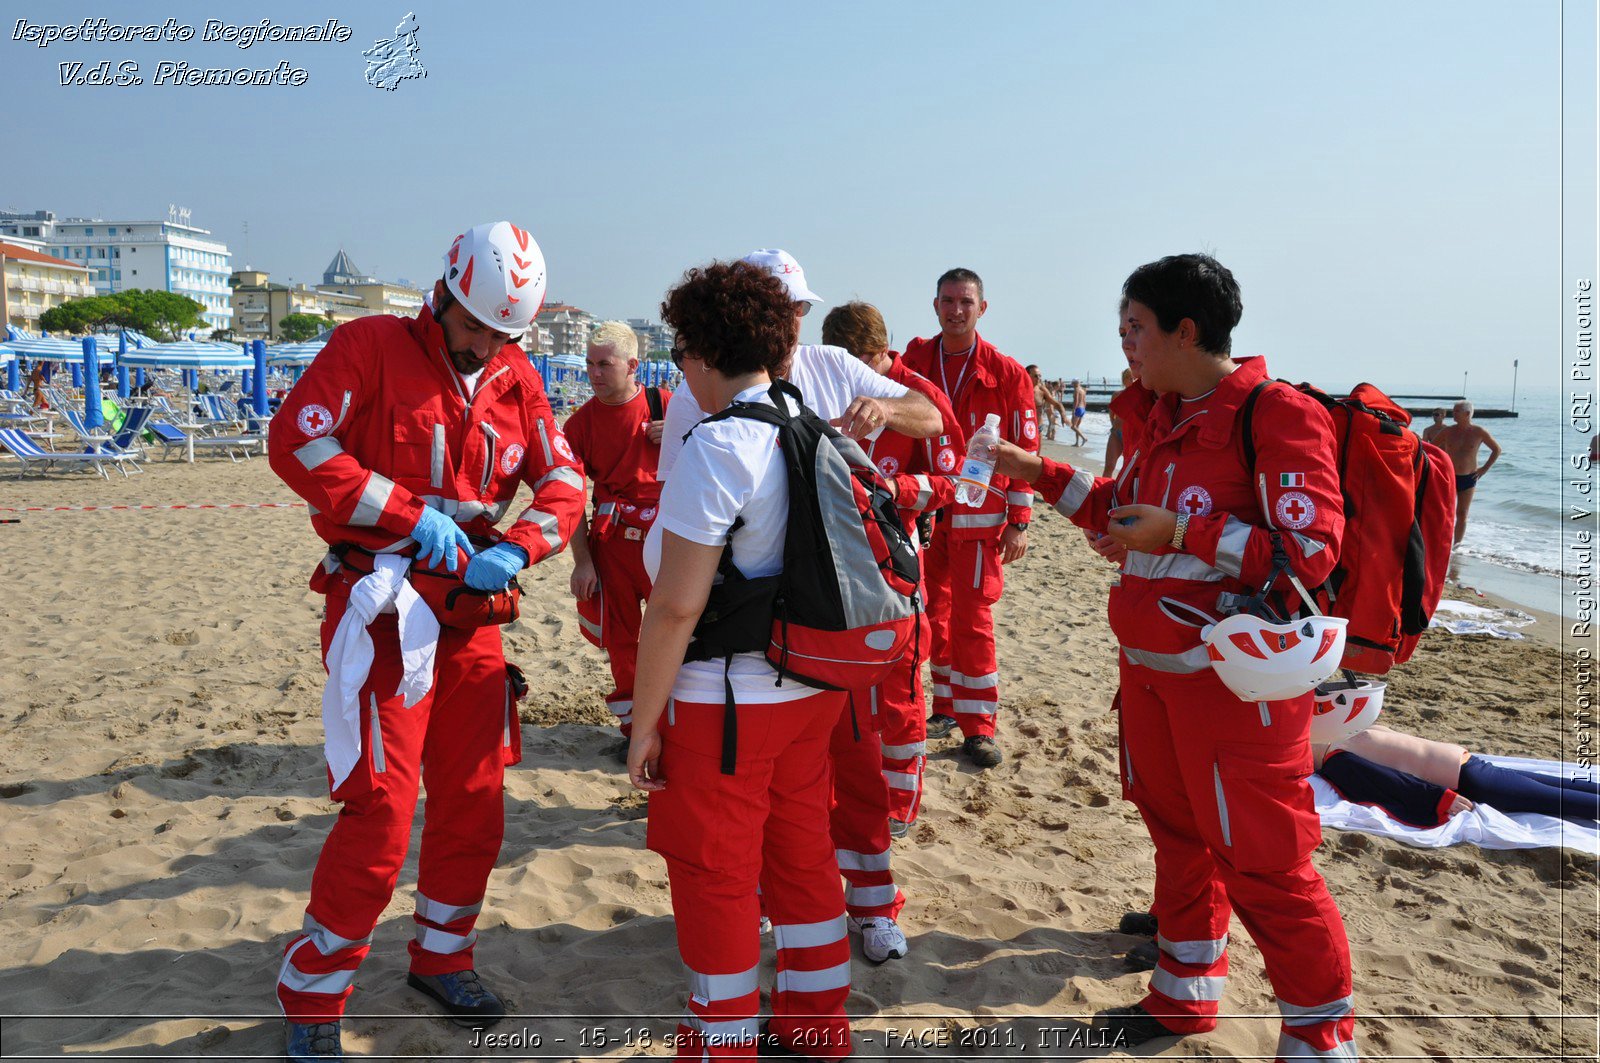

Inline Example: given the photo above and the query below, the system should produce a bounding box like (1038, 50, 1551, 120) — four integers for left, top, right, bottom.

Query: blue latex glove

(411, 508, 475, 572)
(464, 542, 528, 591)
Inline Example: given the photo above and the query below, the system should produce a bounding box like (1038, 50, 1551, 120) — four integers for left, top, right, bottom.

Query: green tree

(117, 290, 207, 341)
(279, 313, 327, 342)
(39, 295, 124, 335)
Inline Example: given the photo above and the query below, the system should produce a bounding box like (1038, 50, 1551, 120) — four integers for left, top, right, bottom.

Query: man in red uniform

(994, 254, 1357, 1062)
(268, 222, 585, 1062)
(902, 268, 1038, 768)
(820, 302, 962, 963)
(565, 321, 670, 761)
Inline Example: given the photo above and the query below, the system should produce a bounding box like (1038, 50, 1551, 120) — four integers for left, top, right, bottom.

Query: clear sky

(2, 1, 1592, 394)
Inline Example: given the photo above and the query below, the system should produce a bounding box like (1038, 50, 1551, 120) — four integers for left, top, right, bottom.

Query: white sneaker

(849, 915, 907, 964)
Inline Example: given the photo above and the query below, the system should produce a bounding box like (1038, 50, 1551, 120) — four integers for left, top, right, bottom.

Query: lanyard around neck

(937, 339, 977, 402)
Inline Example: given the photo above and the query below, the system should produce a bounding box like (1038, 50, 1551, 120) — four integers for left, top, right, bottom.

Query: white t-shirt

(644, 383, 813, 704)
(656, 343, 909, 481)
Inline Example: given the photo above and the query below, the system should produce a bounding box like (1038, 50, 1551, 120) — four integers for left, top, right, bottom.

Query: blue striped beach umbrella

(4, 335, 103, 362)
(120, 339, 253, 370)
(265, 338, 327, 366)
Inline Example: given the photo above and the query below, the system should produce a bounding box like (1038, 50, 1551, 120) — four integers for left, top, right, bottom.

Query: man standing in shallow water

(1432, 400, 1502, 545)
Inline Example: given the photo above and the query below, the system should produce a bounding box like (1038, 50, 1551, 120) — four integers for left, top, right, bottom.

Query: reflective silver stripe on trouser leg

(1150, 967, 1227, 1002)
(835, 847, 892, 872)
(686, 964, 759, 1003)
(1157, 933, 1228, 966)
(1214, 763, 1231, 848)
(774, 960, 852, 994)
(880, 740, 926, 760)
(415, 892, 485, 925)
(276, 913, 371, 999)
(1275, 996, 1358, 1061)
(772, 914, 847, 951)
(973, 541, 983, 589)
(843, 883, 898, 909)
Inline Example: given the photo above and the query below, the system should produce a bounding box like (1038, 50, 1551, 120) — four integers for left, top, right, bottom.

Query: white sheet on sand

(1428, 599, 1535, 640)
(1313, 754, 1600, 855)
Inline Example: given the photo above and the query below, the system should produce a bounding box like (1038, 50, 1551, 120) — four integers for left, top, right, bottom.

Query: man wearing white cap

(657, 248, 941, 480)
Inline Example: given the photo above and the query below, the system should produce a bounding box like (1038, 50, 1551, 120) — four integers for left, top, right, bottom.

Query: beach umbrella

(4, 335, 101, 362)
(114, 332, 131, 399)
(4, 355, 18, 394)
(82, 338, 104, 430)
(251, 340, 269, 416)
(266, 338, 327, 366)
(120, 339, 253, 371)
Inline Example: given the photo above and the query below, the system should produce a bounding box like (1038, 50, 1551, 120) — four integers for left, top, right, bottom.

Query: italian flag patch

(1280, 472, 1306, 487)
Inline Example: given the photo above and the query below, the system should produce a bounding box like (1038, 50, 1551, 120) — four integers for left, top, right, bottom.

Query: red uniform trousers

(828, 696, 905, 921)
(924, 526, 1003, 738)
(577, 530, 653, 736)
(647, 691, 853, 1061)
(876, 604, 931, 824)
(277, 591, 520, 1023)
(1120, 659, 1357, 1062)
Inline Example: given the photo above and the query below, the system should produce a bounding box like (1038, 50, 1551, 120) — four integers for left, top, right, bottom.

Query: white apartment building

(536, 304, 595, 358)
(0, 209, 233, 331)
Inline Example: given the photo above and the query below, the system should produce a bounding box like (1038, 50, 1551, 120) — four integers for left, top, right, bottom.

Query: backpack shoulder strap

(1239, 379, 1273, 477)
(645, 386, 663, 421)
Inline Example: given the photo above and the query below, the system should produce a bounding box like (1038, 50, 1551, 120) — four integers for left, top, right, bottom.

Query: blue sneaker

(284, 1020, 343, 1061)
(407, 969, 506, 1027)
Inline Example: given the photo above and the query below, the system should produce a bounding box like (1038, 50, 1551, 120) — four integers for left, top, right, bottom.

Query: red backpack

(1243, 382, 1456, 675)
(685, 379, 922, 773)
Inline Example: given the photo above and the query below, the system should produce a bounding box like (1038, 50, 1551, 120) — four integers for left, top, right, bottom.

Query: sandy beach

(0, 448, 1593, 1061)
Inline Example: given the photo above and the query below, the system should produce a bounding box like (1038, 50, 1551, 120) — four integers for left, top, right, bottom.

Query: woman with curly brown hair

(628, 260, 853, 1061)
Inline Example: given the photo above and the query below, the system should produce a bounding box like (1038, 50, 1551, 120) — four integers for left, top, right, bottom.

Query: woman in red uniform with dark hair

(994, 254, 1358, 1062)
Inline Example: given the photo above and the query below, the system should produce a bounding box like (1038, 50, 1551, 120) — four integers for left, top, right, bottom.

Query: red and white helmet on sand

(1310, 679, 1385, 746)
(442, 222, 547, 334)
(1202, 612, 1348, 702)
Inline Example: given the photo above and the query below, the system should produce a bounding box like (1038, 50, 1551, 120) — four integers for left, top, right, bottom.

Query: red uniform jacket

(564, 386, 671, 535)
(902, 332, 1037, 540)
(268, 307, 586, 572)
(1035, 357, 1344, 669)
(861, 354, 964, 528)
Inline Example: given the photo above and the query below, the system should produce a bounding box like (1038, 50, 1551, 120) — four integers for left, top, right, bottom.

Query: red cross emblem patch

(1275, 490, 1315, 529)
(1176, 485, 1212, 517)
(553, 433, 574, 461)
(500, 443, 525, 476)
(877, 456, 901, 478)
(936, 448, 958, 473)
(296, 403, 333, 437)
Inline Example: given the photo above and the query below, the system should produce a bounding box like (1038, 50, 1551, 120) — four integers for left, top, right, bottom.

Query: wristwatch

(1008, 522, 1030, 532)
(1170, 511, 1190, 550)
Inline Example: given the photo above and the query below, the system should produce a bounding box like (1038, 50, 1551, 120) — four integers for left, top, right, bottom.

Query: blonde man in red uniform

(269, 222, 585, 1061)
(993, 254, 1357, 1062)
(820, 302, 962, 962)
(901, 268, 1038, 769)
(565, 321, 670, 760)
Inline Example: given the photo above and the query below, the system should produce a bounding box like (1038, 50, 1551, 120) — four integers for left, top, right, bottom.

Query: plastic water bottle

(956, 413, 1002, 507)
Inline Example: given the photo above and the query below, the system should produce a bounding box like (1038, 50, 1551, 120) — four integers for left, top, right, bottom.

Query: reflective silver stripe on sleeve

(1150, 968, 1228, 1002)
(1292, 531, 1327, 558)
(532, 466, 584, 493)
(1157, 933, 1229, 966)
(775, 961, 853, 995)
(911, 474, 932, 510)
(415, 892, 484, 925)
(1214, 763, 1232, 847)
(414, 924, 477, 955)
(687, 965, 759, 1002)
(430, 424, 446, 489)
(1213, 516, 1255, 578)
(1054, 468, 1095, 518)
(294, 436, 343, 470)
(1124, 551, 1227, 582)
(880, 740, 926, 759)
(1121, 645, 1212, 674)
(349, 473, 396, 527)
(834, 847, 892, 872)
(1006, 490, 1031, 507)
(516, 507, 563, 552)
(771, 914, 847, 952)
(952, 512, 1007, 529)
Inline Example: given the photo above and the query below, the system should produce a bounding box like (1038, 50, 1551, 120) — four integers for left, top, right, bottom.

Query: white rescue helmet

(1310, 679, 1385, 747)
(442, 222, 547, 335)
(1202, 612, 1348, 702)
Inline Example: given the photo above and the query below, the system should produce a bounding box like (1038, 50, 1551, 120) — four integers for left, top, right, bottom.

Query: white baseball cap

(742, 248, 823, 305)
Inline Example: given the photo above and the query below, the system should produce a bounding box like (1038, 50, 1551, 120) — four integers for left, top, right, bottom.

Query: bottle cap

(983, 413, 1001, 428)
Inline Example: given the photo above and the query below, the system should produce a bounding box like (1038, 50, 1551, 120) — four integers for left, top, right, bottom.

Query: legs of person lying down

(1458, 756, 1600, 822)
